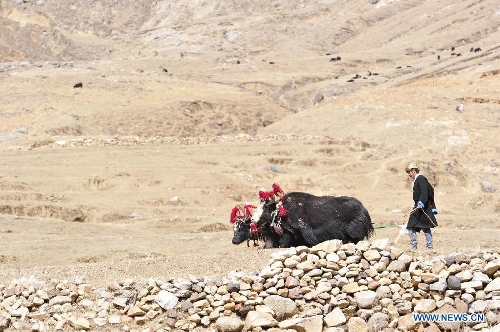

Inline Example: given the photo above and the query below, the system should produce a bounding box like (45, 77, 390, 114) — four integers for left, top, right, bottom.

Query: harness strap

(270, 209, 283, 235)
(250, 223, 259, 236)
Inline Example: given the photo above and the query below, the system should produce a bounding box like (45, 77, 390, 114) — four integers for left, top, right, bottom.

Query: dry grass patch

(267, 157, 293, 165)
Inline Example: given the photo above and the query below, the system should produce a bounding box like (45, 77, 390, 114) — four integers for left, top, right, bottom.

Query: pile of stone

(45, 134, 323, 148)
(1, 239, 499, 332)
(0, 62, 74, 73)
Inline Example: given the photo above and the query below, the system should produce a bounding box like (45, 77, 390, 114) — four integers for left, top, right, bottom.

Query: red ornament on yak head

(230, 205, 243, 223)
(272, 183, 284, 196)
(259, 190, 274, 202)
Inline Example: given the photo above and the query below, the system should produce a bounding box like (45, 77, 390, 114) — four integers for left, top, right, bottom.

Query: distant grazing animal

(475, 47, 482, 52)
(236, 60, 240, 64)
(330, 58, 337, 62)
(451, 46, 455, 51)
(326, 53, 331, 56)
(456, 53, 462, 57)
(336, 56, 341, 61)
(470, 47, 474, 52)
(73, 82, 83, 89)
(269, 62, 275, 65)
(396, 66, 402, 69)
(347, 79, 355, 83)
(437, 55, 441, 60)
(451, 53, 456, 56)
(162, 68, 168, 73)
(256, 192, 374, 248)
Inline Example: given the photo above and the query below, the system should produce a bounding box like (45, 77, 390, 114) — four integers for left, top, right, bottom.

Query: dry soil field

(1, 0, 499, 287)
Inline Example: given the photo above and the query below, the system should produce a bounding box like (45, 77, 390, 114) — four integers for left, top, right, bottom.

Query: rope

(406, 207, 438, 227)
(403, 207, 418, 218)
(421, 209, 438, 227)
(373, 224, 398, 230)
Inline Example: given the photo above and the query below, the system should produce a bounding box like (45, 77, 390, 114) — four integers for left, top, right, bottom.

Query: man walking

(405, 162, 438, 251)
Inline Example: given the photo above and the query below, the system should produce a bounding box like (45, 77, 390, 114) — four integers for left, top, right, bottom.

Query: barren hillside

(0, 0, 499, 286)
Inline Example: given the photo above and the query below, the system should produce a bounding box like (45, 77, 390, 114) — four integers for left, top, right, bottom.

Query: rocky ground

(1, 239, 499, 331)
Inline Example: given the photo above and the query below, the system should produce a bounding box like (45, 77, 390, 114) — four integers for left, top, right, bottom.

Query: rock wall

(1, 239, 499, 331)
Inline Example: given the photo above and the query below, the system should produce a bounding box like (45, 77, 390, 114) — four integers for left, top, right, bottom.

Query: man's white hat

(405, 161, 419, 173)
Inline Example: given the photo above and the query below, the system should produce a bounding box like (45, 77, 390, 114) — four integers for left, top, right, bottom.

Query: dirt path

(1, 213, 499, 287)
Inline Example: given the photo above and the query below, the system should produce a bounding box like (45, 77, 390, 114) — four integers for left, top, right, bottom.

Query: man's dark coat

(407, 174, 438, 230)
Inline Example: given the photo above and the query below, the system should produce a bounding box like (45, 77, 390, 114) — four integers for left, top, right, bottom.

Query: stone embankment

(44, 134, 323, 149)
(0, 62, 74, 73)
(1, 239, 499, 332)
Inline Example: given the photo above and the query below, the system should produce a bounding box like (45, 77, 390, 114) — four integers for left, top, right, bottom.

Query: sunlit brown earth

(1, 0, 499, 286)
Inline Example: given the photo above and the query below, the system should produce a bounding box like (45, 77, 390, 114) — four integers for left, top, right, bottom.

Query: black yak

(256, 192, 374, 248)
(73, 82, 83, 88)
(232, 219, 281, 249)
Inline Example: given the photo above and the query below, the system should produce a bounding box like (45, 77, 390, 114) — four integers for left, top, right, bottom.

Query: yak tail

(344, 212, 374, 244)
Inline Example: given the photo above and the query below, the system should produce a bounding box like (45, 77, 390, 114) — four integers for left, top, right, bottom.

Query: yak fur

(257, 192, 374, 248)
